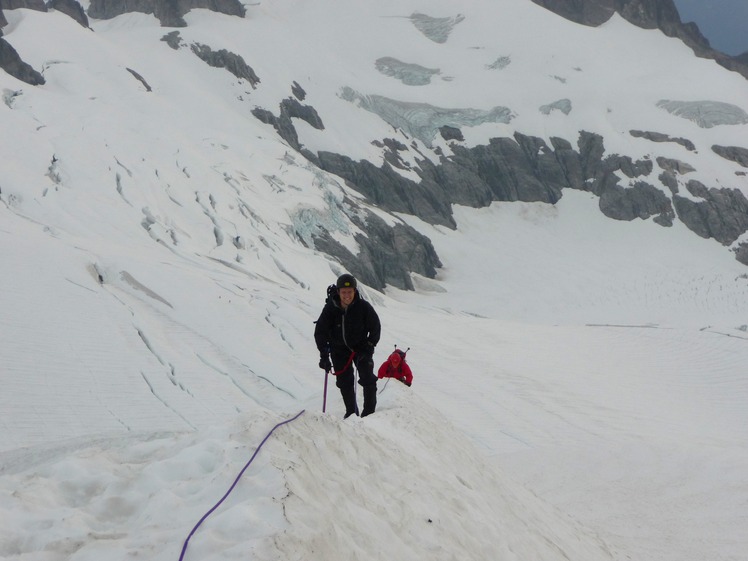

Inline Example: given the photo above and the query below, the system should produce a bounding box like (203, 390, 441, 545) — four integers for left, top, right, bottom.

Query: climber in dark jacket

(315, 273, 381, 418)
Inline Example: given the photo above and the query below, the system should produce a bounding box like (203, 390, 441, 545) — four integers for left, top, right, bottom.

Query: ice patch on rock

(656, 100, 748, 128)
(375, 57, 440, 86)
(291, 190, 353, 250)
(486, 56, 511, 70)
(540, 99, 572, 115)
(340, 86, 514, 147)
(410, 12, 465, 43)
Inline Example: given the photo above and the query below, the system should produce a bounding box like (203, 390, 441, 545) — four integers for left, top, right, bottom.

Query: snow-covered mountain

(1, 1, 747, 560)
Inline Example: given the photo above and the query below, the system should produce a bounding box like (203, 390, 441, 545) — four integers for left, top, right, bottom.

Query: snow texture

(1, 1, 748, 561)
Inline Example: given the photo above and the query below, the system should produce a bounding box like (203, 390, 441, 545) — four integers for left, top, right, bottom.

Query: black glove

(319, 354, 331, 371)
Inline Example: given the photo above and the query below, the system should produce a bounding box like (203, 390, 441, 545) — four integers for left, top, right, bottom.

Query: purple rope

(178, 410, 305, 561)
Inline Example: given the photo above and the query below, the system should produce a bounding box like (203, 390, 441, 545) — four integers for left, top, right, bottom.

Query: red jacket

(377, 351, 413, 386)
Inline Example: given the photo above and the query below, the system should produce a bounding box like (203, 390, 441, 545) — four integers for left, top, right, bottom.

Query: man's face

(339, 287, 355, 306)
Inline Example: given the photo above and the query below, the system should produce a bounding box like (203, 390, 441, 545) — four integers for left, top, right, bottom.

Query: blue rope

(178, 409, 306, 561)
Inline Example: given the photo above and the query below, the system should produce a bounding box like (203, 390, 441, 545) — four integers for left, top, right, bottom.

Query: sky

(673, 0, 748, 55)
(1, 1, 748, 560)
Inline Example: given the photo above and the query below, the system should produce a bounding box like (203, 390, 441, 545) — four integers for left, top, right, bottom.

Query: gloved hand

(319, 354, 331, 371)
(398, 377, 411, 387)
(358, 341, 375, 355)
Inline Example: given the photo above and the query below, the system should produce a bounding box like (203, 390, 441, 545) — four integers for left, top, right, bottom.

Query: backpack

(326, 284, 338, 305)
(388, 347, 409, 371)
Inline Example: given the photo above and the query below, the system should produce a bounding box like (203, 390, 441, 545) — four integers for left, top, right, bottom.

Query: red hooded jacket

(377, 350, 413, 386)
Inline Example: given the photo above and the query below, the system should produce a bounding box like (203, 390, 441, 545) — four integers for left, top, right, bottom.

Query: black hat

(336, 273, 357, 289)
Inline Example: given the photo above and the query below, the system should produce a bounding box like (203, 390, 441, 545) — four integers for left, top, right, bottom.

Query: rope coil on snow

(178, 409, 306, 561)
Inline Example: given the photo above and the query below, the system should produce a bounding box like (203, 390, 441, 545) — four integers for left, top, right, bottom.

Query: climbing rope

(378, 377, 391, 395)
(178, 409, 306, 561)
(330, 351, 357, 376)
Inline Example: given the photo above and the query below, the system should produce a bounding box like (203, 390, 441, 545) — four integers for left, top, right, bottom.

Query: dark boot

(361, 385, 377, 417)
(341, 386, 358, 418)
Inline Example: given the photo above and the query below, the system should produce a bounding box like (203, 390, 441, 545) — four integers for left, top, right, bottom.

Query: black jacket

(314, 291, 381, 354)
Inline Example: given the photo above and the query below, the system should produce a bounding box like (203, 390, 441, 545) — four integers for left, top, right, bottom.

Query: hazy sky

(672, 0, 748, 56)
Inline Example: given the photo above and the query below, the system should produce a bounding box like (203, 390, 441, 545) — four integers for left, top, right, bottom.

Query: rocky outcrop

(317, 150, 458, 229)
(0, 0, 46, 33)
(656, 156, 695, 176)
(529, 0, 679, 28)
(0, 37, 45, 85)
(321, 126, 748, 264)
(600, 181, 673, 225)
(50, 0, 89, 28)
(126, 67, 151, 91)
(733, 242, 748, 266)
(531, 0, 748, 80)
(87, 0, 245, 27)
(1, 0, 46, 11)
(252, 97, 324, 159)
(316, 130, 672, 230)
(712, 145, 748, 168)
(311, 209, 442, 291)
(630, 129, 695, 151)
(1, 0, 87, 30)
(259, 91, 748, 270)
(161, 33, 260, 89)
(189, 43, 259, 86)
(673, 182, 748, 245)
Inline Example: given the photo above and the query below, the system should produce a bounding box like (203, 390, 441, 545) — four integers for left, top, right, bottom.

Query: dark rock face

(321, 131, 669, 227)
(531, 0, 748, 80)
(2, 0, 47, 11)
(252, 97, 324, 158)
(161, 30, 183, 49)
(1, 0, 47, 33)
(439, 125, 464, 142)
(656, 156, 695, 176)
(190, 43, 259, 87)
(530, 0, 616, 26)
(317, 151, 457, 228)
(673, 183, 748, 245)
(0, 37, 45, 85)
(312, 209, 442, 291)
(529, 0, 679, 28)
(315, 126, 748, 270)
(733, 242, 748, 266)
(291, 81, 306, 101)
(630, 129, 695, 151)
(49, 0, 89, 28)
(600, 181, 673, 225)
(712, 145, 748, 168)
(126, 67, 152, 91)
(87, 0, 245, 27)
(160, 33, 260, 88)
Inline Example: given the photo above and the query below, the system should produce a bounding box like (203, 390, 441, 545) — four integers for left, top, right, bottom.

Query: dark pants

(331, 348, 377, 416)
